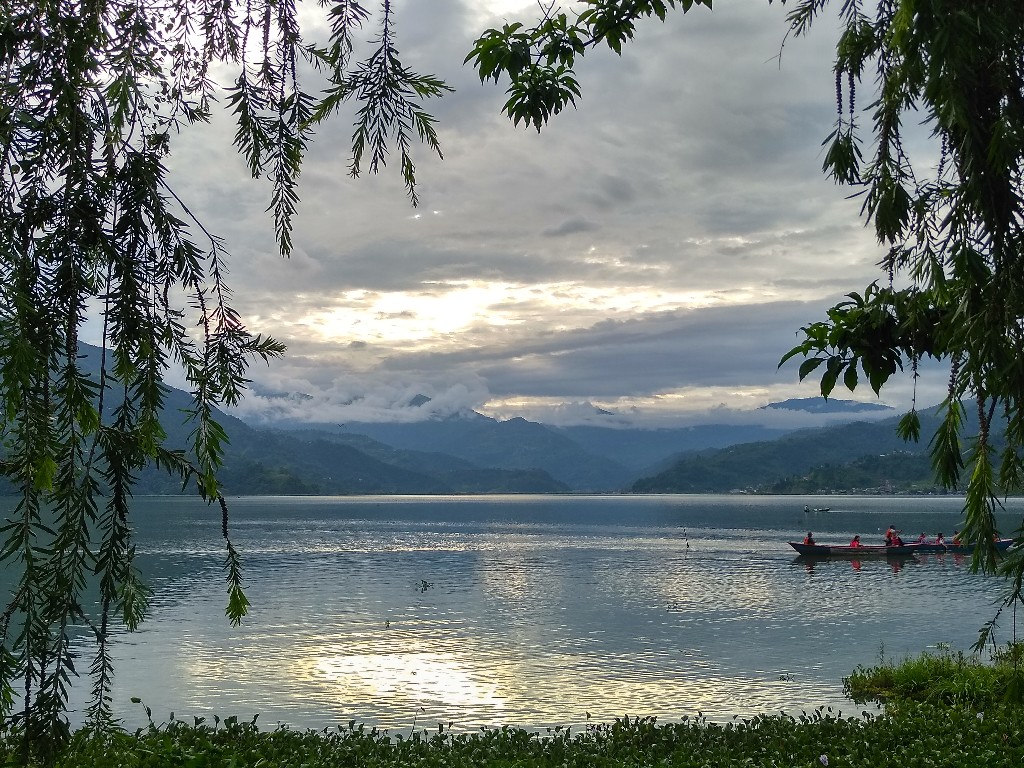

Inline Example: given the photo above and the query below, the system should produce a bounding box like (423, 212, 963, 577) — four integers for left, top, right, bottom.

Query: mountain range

(632, 407, 948, 494)
(4, 345, 944, 496)
(147, 395, 931, 495)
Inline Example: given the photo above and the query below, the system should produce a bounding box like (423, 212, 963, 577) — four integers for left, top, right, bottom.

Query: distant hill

(231, 393, 941, 491)
(131, 416, 573, 496)
(4, 345, 942, 496)
(632, 409, 947, 494)
(761, 397, 893, 414)
(763, 451, 936, 494)
(268, 416, 806, 491)
(248, 428, 572, 494)
(555, 423, 793, 473)
(10, 345, 572, 496)
(303, 416, 636, 492)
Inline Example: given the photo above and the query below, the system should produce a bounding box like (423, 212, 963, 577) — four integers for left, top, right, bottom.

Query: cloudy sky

(151, 0, 948, 429)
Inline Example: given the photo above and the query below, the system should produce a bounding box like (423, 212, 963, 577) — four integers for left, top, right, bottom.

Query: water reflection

(795, 554, 914, 575)
(315, 651, 505, 712)
(24, 495, 1016, 731)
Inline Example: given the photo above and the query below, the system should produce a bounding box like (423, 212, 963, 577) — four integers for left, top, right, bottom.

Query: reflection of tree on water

(796, 556, 910, 575)
(914, 552, 971, 569)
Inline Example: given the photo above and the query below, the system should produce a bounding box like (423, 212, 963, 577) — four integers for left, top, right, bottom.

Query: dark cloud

(542, 217, 601, 237)
(378, 300, 827, 398)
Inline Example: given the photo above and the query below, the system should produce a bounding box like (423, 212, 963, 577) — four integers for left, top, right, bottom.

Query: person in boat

(937, 532, 946, 545)
(850, 535, 862, 547)
(804, 505, 810, 513)
(884, 525, 902, 546)
(803, 531, 815, 546)
(917, 532, 927, 543)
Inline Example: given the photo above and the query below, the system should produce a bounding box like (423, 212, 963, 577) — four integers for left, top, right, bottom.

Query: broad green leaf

(797, 356, 825, 380)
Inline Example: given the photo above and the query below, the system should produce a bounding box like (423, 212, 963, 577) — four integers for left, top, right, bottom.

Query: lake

(6, 494, 1020, 732)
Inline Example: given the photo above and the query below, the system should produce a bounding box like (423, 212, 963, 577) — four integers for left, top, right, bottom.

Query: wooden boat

(913, 538, 1014, 554)
(789, 541, 922, 557)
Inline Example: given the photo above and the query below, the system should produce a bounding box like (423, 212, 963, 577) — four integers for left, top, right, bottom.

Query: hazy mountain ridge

(40, 345, 571, 495)
(275, 415, 635, 491)
(760, 397, 894, 414)
(631, 408, 947, 494)
(180, 406, 944, 496)
(135, 417, 574, 496)
(265, 414, 813, 491)
(555, 423, 793, 473)
(1, 345, 935, 495)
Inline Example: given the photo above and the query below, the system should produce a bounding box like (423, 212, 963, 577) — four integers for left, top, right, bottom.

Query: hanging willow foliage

(0, 0, 448, 761)
(773, 0, 1024, 600)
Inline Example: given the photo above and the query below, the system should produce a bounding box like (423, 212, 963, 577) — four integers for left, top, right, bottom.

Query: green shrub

(845, 643, 1024, 709)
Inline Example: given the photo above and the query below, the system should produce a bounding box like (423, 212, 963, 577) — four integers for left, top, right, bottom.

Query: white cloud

(232, 372, 492, 425)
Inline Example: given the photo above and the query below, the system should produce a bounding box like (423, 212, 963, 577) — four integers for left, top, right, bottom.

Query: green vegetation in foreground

(3, 706, 1019, 768)
(845, 643, 1024, 710)
(7, 648, 1024, 767)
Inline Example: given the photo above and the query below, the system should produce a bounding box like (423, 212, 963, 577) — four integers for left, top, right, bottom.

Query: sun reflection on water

(314, 651, 505, 711)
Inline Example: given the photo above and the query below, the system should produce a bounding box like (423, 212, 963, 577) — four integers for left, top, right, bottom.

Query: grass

(844, 642, 1024, 709)
(4, 647, 1024, 766)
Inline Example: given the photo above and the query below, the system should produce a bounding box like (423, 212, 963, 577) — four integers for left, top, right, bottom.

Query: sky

(146, 0, 950, 429)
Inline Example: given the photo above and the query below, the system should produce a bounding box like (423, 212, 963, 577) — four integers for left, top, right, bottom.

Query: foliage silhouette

(1, 1, 448, 760)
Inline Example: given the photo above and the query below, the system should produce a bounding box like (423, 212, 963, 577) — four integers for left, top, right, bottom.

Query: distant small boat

(789, 541, 922, 557)
(803, 506, 831, 513)
(914, 538, 1014, 554)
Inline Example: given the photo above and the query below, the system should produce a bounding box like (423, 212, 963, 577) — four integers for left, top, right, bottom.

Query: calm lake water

(6, 494, 1022, 732)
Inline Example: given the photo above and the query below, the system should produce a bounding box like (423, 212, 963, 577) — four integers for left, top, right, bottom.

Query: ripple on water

(53, 495, 1021, 731)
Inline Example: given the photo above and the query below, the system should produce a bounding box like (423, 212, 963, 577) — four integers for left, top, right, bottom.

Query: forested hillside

(632, 410, 950, 494)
